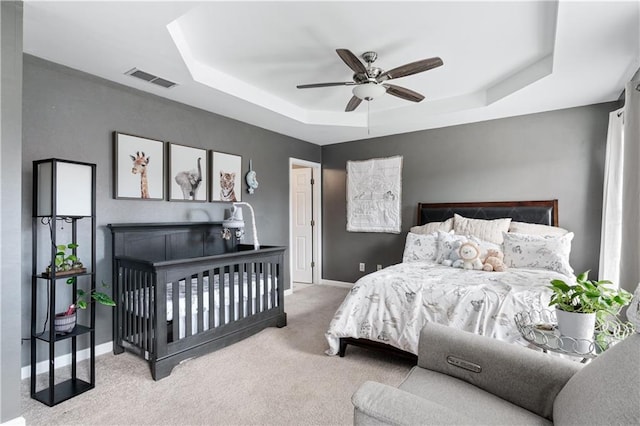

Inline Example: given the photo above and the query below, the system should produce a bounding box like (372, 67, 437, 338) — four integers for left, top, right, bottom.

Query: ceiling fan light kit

(352, 83, 386, 101)
(296, 48, 443, 112)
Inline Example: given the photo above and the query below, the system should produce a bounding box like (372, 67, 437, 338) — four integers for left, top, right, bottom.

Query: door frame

(289, 158, 322, 291)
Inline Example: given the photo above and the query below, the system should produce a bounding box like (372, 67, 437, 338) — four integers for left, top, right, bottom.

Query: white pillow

(453, 214, 512, 244)
(435, 231, 469, 264)
(402, 232, 439, 263)
(502, 231, 574, 276)
(410, 217, 453, 235)
(508, 221, 569, 237)
(470, 236, 501, 259)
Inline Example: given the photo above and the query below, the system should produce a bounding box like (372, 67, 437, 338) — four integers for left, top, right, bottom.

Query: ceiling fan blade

(378, 57, 443, 81)
(336, 49, 367, 74)
(384, 84, 425, 102)
(297, 82, 355, 89)
(345, 96, 363, 112)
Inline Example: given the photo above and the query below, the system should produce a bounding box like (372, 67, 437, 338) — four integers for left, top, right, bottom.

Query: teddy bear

(441, 240, 464, 268)
(482, 248, 506, 272)
(458, 241, 483, 270)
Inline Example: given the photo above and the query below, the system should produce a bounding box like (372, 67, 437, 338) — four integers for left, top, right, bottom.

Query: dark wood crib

(108, 222, 287, 380)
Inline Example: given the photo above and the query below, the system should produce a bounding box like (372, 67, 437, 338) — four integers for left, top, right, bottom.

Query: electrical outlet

(377, 264, 382, 271)
(359, 263, 365, 272)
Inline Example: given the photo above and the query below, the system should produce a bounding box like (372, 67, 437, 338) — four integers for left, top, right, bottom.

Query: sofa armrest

(418, 323, 582, 420)
(352, 381, 473, 426)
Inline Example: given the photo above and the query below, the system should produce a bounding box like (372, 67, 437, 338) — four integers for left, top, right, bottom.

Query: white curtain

(599, 108, 624, 285)
(600, 80, 640, 293)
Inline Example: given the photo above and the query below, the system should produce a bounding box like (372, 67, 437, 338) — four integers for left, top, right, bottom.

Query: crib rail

(113, 246, 285, 377)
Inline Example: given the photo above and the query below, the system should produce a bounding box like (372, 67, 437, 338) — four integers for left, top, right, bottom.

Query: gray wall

(1, 2, 23, 422)
(21, 55, 321, 366)
(322, 102, 619, 283)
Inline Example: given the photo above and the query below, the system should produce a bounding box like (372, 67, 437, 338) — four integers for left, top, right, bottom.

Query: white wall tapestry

(347, 155, 402, 233)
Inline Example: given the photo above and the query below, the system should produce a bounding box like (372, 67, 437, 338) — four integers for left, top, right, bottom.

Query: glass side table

(514, 309, 635, 363)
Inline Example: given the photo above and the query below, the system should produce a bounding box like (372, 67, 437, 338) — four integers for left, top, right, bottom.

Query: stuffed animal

(482, 248, 506, 272)
(442, 240, 464, 268)
(458, 241, 483, 270)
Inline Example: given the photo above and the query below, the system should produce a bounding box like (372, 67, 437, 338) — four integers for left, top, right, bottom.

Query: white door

(292, 167, 313, 283)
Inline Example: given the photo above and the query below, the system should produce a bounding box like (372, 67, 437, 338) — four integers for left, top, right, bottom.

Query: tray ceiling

(23, 1, 640, 145)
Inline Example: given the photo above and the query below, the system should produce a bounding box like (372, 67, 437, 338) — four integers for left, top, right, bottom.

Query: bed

(326, 200, 575, 359)
(109, 222, 287, 380)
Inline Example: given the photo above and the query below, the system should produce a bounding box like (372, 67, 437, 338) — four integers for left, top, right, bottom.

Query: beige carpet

(21, 284, 414, 425)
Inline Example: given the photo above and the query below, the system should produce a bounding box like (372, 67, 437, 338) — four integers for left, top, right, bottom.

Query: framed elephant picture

(113, 132, 165, 200)
(211, 151, 242, 202)
(168, 143, 208, 202)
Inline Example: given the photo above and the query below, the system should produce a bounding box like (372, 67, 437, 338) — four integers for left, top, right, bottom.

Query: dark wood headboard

(108, 222, 243, 263)
(417, 200, 558, 226)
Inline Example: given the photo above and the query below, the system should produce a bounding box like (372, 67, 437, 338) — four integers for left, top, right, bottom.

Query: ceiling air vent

(125, 68, 177, 89)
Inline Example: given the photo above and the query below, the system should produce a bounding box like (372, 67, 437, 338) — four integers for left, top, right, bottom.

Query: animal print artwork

(130, 151, 150, 199)
(219, 171, 237, 202)
(175, 157, 203, 200)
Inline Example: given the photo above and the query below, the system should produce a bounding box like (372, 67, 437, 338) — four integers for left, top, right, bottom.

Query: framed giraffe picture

(168, 143, 208, 202)
(113, 132, 165, 200)
(211, 151, 242, 202)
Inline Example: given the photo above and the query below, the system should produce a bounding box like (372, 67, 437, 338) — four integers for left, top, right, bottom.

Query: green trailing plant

(548, 270, 632, 316)
(64, 278, 116, 315)
(49, 242, 116, 315)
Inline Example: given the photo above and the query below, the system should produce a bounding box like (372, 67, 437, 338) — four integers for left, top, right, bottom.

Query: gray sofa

(352, 323, 639, 425)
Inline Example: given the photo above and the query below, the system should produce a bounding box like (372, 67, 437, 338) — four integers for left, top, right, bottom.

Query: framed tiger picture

(210, 151, 242, 202)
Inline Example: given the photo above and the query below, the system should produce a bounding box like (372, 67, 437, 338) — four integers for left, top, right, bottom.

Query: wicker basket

(54, 311, 77, 334)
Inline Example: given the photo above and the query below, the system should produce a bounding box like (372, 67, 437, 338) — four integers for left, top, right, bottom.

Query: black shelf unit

(30, 159, 97, 407)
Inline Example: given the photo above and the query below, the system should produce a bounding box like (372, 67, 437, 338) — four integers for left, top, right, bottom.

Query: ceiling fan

(296, 49, 443, 112)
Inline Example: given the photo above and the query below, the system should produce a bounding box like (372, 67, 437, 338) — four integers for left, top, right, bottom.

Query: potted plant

(54, 278, 116, 334)
(548, 270, 632, 352)
(45, 242, 86, 276)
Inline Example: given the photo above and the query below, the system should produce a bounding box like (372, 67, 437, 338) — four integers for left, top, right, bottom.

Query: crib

(108, 222, 287, 380)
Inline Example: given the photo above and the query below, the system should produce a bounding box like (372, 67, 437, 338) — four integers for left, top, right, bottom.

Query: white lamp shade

(353, 83, 387, 100)
(37, 160, 93, 217)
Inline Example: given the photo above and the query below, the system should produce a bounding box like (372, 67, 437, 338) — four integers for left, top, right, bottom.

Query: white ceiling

(23, 1, 640, 145)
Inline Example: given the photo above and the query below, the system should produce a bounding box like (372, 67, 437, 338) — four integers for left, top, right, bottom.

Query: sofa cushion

(398, 367, 552, 426)
(352, 380, 474, 426)
(553, 334, 640, 425)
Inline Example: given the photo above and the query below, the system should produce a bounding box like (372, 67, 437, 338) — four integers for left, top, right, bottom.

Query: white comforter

(325, 261, 571, 355)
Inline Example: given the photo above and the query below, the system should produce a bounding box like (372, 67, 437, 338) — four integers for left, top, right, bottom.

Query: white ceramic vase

(555, 309, 596, 354)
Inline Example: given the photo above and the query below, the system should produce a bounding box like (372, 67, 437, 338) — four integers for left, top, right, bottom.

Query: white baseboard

(21, 341, 113, 380)
(320, 279, 354, 288)
(1, 416, 25, 426)
(284, 288, 293, 296)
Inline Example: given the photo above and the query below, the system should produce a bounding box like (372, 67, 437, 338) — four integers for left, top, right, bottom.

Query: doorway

(289, 158, 321, 291)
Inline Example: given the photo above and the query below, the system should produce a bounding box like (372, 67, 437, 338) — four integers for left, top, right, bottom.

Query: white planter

(54, 311, 77, 334)
(555, 309, 596, 354)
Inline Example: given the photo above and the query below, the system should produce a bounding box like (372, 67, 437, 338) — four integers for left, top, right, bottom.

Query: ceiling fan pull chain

(367, 101, 371, 136)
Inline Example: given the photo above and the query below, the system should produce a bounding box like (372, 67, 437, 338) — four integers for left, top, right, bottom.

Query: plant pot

(555, 309, 595, 354)
(54, 311, 77, 334)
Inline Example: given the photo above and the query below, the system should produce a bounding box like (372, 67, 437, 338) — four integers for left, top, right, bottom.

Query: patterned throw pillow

(434, 231, 469, 264)
(502, 231, 574, 276)
(402, 232, 439, 263)
(453, 214, 512, 244)
(410, 217, 454, 235)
